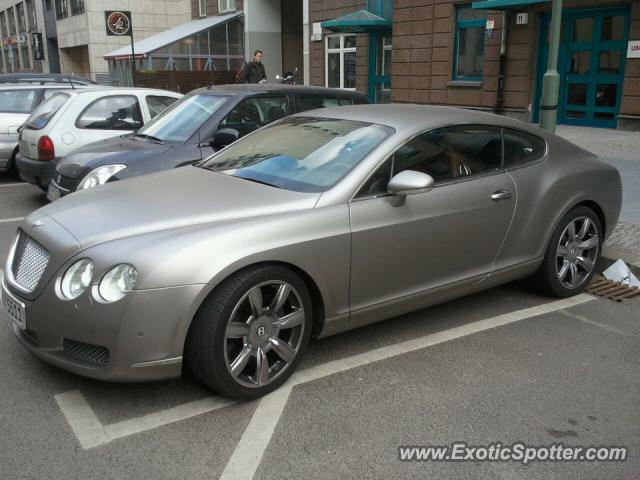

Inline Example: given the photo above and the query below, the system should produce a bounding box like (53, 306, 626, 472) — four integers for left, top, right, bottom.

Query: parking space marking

(0, 183, 30, 188)
(220, 385, 293, 480)
(0, 216, 24, 223)
(51, 294, 594, 456)
(559, 309, 634, 337)
(55, 390, 110, 449)
(104, 395, 237, 441)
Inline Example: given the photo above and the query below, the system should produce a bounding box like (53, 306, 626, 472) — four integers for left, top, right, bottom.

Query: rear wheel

(7, 149, 20, 179)
(535, 206, 601, 297)
(186, 265, 312, 400)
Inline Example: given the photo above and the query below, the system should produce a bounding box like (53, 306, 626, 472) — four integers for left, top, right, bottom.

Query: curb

(602, 245, 640, 269)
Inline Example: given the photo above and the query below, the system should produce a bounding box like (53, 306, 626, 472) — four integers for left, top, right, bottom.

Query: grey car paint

(2, 104, 621, 382)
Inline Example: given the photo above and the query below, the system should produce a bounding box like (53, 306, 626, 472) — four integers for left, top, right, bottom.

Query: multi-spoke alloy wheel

(536, 206, 601, 298)
(224, 281, 305, 388)
(555, 216, 599, 289)
(186, 265, 312, 399)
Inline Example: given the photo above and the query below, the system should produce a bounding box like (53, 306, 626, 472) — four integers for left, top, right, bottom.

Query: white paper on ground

(602, 259, 640, 287)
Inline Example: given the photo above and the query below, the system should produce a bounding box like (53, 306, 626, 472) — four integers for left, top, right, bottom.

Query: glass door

(561, 9, 629, 127)
(367, 31, 391, 103)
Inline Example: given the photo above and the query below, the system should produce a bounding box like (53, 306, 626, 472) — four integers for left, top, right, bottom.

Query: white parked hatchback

(16, 87, 181, 191)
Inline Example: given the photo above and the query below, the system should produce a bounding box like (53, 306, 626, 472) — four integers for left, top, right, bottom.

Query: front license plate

(46, 183, 61, 202)
(2, 281, 26, 330)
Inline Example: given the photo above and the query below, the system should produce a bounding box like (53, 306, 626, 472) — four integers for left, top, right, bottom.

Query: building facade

(312, 0, 640, 129)
(0, 0, 53, 73)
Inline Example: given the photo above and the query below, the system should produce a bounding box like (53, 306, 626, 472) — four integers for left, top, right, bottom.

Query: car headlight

(77, 164, 126, 190)
(60, 259, 94, 300)
(98, 264, 137, 302)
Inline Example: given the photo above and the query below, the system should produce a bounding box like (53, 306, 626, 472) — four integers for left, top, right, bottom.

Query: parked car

(48, 84, 367, 200)
(0, 84, 84, 175)
(0, 73, 96, 86)
(2, 105, 621, 400)
(15, 87, 182, 192)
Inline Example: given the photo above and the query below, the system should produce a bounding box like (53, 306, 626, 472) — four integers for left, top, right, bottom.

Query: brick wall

(621, 0, 640, 118)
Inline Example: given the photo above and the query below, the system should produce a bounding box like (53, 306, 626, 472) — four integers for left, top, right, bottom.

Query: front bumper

(0, 138, 17, 170)
(16, 153, 57, 188)
(3, 276, 206, 382)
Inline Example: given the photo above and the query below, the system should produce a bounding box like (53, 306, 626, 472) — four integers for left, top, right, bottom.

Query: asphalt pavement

(0, 172, 639, 480)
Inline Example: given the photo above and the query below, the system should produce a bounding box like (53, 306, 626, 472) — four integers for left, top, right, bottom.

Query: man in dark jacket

(239, 50, 267, 84)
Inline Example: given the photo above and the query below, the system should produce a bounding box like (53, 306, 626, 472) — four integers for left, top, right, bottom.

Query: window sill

(447, 80, 482, 88)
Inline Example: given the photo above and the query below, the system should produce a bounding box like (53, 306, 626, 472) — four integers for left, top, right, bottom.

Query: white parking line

(0, 183, 29, 188)
(54, 294, 594, 457)
(220, 386, 293, 480)
(55, 390, 110, 449)
(559, 309, 634, 337)
(0, 216, 24, 223)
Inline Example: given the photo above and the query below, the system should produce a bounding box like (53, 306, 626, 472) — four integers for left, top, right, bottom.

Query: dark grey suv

(48, 84, 367, 199)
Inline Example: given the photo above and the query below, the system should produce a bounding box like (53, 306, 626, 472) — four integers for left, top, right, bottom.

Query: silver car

(0, 84, 79, 174)
(2, 105, 622, 399)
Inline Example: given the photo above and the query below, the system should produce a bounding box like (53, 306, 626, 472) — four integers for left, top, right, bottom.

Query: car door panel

(349, 172, 515, 315)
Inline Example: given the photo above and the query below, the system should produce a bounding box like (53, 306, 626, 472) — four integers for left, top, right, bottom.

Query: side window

(220, 96, 287, 137)
(394, 125, 502, 182)
(76, 95, 143, 130)
(295, 96, 353, 112)
(42, 89, 63, 101)
(355, 124, 502, 199)
(146, 95, 178, 118)
(503, 128, 546, 168)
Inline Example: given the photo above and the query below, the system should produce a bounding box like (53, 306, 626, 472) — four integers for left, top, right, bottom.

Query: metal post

(539, 0, 563, 132)
(130, 31, 135, 86)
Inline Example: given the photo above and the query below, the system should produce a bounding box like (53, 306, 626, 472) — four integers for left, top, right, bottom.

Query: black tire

(185, 264, 313, 400)
(534, 206, 602, 297)
(7, 150, 20, 180)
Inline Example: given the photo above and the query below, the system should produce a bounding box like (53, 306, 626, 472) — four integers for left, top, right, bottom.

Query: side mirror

(387, 170, 435, 196)
(211, 128, 239, 149)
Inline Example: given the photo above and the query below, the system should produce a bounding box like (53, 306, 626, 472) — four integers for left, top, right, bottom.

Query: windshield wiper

(234, 176, 285, 190)
(135, 133, 164, 144)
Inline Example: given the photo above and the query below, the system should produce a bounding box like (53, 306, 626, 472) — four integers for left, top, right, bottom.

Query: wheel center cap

(248, 315, 273, 347)
(570, 247, 577, 256)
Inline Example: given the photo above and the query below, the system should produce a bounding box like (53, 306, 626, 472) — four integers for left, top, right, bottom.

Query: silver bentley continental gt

(2, 105, 621, 399)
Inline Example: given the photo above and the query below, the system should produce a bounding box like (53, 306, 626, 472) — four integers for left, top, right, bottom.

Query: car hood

(57, 135, 173, 178)
(37, 166, 321, 249)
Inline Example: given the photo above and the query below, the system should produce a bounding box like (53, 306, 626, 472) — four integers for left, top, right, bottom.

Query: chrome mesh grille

(63, 339, 110, 366)
(11, 232, 50, 292)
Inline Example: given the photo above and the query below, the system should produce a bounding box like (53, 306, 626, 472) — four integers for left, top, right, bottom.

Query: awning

(472, 0, 549, 10)
(104, 11, 242, 60)
(321, 9, 391, 33)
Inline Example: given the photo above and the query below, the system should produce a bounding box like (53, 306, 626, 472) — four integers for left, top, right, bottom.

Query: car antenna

(66, 73, 76, 89)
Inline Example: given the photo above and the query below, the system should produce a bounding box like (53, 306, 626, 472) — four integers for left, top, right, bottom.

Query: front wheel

(535, 206, 601, 297)
(186, 265, 312, 400)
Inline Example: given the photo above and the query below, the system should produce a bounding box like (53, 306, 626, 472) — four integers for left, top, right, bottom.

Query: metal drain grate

(586, 275, 640, 302)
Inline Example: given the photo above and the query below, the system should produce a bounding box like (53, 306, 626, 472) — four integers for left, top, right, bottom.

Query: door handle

(490, 190, 512, 201)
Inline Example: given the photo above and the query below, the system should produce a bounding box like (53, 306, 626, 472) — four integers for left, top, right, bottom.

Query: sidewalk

(555, 126, 640, 266)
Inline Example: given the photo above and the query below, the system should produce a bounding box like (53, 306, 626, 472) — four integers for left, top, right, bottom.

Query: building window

(70, 0, 85, 16)
(199, 0, 206, 17)
(454, 5, 486, 81)
(26, 0, 38, 29)
(219, 0, 237, 13)
(325, 34, 356, 90)
(16, 3, 26, 32)
(55, 0, 84, 19)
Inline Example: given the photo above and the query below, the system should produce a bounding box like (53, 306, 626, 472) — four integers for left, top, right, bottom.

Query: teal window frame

(453, 5, 486, 81)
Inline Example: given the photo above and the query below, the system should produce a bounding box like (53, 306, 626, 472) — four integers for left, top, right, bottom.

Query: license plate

(2, 281, 26, 330)
(46, 183, 61, 202)
(19, 140, 29, 157)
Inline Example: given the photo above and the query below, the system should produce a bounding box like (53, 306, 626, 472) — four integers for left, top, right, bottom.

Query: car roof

(294, 103, 551, 138)
(0, 73, 95, 84)
(0, 84, 79, 90)
(190, 83, 368, 97)
(69, 86, 182, 96)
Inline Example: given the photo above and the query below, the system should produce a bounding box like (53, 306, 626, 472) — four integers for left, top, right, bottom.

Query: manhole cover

(586, 275, 640, 302)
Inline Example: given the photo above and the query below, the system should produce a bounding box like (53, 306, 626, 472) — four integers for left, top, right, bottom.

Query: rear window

(0, 89, 38, 113)
(23, 92, 70, 130)
(295, 96, 354, 113)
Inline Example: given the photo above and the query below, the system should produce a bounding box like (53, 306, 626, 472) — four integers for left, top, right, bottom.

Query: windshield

(0, 89, 38, 113)
(136, 94, 229, 143)
(23, 92, 71, 129)
(200, 116, 394, 193)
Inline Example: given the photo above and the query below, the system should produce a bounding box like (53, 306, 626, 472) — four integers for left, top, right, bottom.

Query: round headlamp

(98, 264, 137, 302)
(77, 164, 126, 190)
(60, 259, 94, 300)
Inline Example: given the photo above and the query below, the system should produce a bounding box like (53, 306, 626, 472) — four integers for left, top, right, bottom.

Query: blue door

(534, 7, 630, 128)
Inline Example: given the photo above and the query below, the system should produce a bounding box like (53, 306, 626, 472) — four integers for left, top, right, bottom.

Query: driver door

(348, 125, 516, 320)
